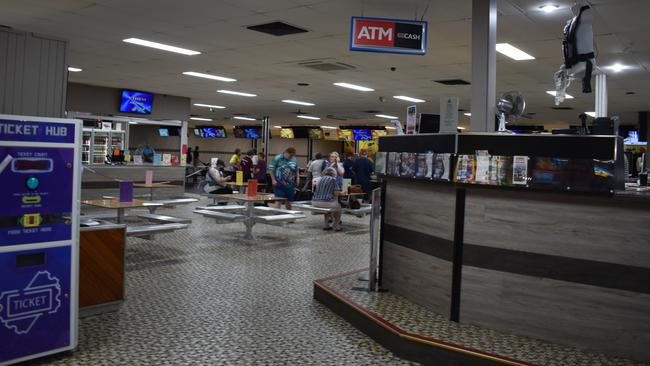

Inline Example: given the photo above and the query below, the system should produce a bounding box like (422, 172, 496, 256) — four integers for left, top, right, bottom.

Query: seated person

(203, 160, 233, 195)
(311, 167, 342, 231)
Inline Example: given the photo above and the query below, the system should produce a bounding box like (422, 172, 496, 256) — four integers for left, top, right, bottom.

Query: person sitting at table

(312, 167, 342, 231)
(142, 143, 155, 163)
(204, 160, 233, 194)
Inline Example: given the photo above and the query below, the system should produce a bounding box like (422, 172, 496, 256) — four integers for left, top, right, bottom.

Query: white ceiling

(1, 0, 649, 129)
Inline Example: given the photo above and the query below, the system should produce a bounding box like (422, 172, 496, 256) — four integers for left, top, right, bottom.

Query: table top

(225, 181, 267, 187)
(81, 199, 162, 209)
(133, 182, 175, 188)
(213, 194, 287, 202)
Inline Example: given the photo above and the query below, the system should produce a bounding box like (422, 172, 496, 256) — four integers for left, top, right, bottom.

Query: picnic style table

(81, 199, 162, 223)
(206, 194, 288, 240)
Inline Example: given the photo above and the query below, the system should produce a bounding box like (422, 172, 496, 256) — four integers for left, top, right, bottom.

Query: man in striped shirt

(312, 167, 342, 231)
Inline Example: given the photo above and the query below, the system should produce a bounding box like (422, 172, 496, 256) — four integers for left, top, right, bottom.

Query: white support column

(180, 120, 188, 165)
(595, 73, 608, 118)
(470, 0, 497, 132)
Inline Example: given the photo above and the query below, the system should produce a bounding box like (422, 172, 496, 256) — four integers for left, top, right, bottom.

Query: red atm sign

(350, 17, 427, 55)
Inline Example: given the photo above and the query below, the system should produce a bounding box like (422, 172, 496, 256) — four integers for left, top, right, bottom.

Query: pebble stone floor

(322, 271, 650, 366)
(28, 197, 417, 366)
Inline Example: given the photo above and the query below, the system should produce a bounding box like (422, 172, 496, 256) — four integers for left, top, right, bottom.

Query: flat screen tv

(120, 90, 153, 115)
(193, 128, 201, 137)
(280, 128, 294, 139)
(244, 127, 261, 139)
(167, 127, 179, 136)
(308, 128, 322, 139)
(233, 127, 245, 138)
(372, 130, 388, 139)
(338, 129, 352, 141)
(203, 127, 217, 138)
(353, 129, 372, 141)
(158, 127, 169, 137)
(214, 127, 227, 138)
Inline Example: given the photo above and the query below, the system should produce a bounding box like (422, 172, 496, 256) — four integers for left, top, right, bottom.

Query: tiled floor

(319, 273, 649, 366)
(30, 197, 416, 365)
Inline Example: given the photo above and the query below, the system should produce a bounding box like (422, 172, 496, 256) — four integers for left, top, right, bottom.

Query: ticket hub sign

(350, 16, 427, 55)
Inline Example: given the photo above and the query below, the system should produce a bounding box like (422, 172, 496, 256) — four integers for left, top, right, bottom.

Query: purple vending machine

(0, 114, 81, 365)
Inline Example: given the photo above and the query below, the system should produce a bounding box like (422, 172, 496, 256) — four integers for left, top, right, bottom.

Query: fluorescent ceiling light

(375, 114, 399, 119)
(320, 125, 337, 129)
(297, 115, 320, 120)
(604, 63, 629, 73)
(233, 116, 256, 121)
(393, 95, 426, 103)
(333, 82, 374, 92)
(67, 66, 82, 72)
(194, 103, 226, 109)
(385, 126, 396, 130)
(123, 38, 201, 55)
(190, 117, 212, 121)
(539, 4, 560, 13)
(282, 99, 315, 106)
(585, 111, 596, 117)
(457, 126, 467, 130)
(273, 125, 283, 128)
(217, 90, 257, 97)
(496, 43, 535, 60)
(546, 90, 574, 99)
(183, 71, 236, 82)
(464, 112, 471, 117)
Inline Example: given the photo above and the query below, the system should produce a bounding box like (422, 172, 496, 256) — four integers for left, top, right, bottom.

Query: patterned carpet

(28, 196, 416, 365)
(319, 273, 650, 366)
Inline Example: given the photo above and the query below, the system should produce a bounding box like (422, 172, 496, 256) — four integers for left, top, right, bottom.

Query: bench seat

(137, 213, 192, 224)
(193, 209, 244, 221)
(126, 223, 188, 237)
(254, 206, 303, 215)
(254, 213, 305, 224)
(195, 205, 246, 211)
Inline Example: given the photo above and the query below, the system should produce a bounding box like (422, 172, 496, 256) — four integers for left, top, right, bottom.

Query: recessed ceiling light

(539, 4, 560, 13)
(546, 90, 574, 99)
(67, 66, 82, 72)
(457, 126, 467, 130)
(217, 90, 257, 97)
(297, 115, 320, 120)
(273, 125, 283, 128)
(333, 82, 374, 92)
(385, 126, 397, 130)
(190, 117, 213, 121)
(183, 71, 236, 82)
(375, 114, 399, 119)
(393, 95, 426, 103)
(320, 125, 337, 129)
(233, 116, 256, 121)
(122, 38, 201, 55)
(194, 103, 226, 109)
(604, 63, 629, 73)
(585, 111, 596, 117)
(282, 99, 315, 106)
(496, 43, 535, 60)
(464, 112, 472, 117)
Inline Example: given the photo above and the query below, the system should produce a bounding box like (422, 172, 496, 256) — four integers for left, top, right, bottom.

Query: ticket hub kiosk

(0, 114, 81, 365)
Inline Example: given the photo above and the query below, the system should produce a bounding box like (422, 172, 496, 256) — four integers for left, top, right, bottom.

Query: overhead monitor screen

(308, 128, 322, 139)
(280, 128, 294, 138)
(244, 127, 261, 139)
(372, 130, 388, 139)
(203, 127, 217, 138)
(214, 127, 227, 138)
(158, 127, 169, 137)
(353, 129, 373, 141)
(119, 90, 153, 114)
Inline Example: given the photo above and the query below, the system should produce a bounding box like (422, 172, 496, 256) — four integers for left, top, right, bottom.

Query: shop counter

(79, 222, 126, 316)
(377, 133, 650, 362)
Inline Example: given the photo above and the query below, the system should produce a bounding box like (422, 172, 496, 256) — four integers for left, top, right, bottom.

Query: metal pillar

(262, 116, 270, 163)
(470, 0, 497, 132)
(180, 120, 188, 166)
(307, 138, 313, 160)
(595, 73, 608, 118)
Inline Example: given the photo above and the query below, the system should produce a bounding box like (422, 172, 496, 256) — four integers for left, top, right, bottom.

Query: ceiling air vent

(434, 79, 470, 85)
(299, 60, 355, 72)
(247, 21, 308, 36)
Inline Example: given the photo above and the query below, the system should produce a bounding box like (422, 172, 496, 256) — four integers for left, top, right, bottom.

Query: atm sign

(350, 17, 427, 55)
